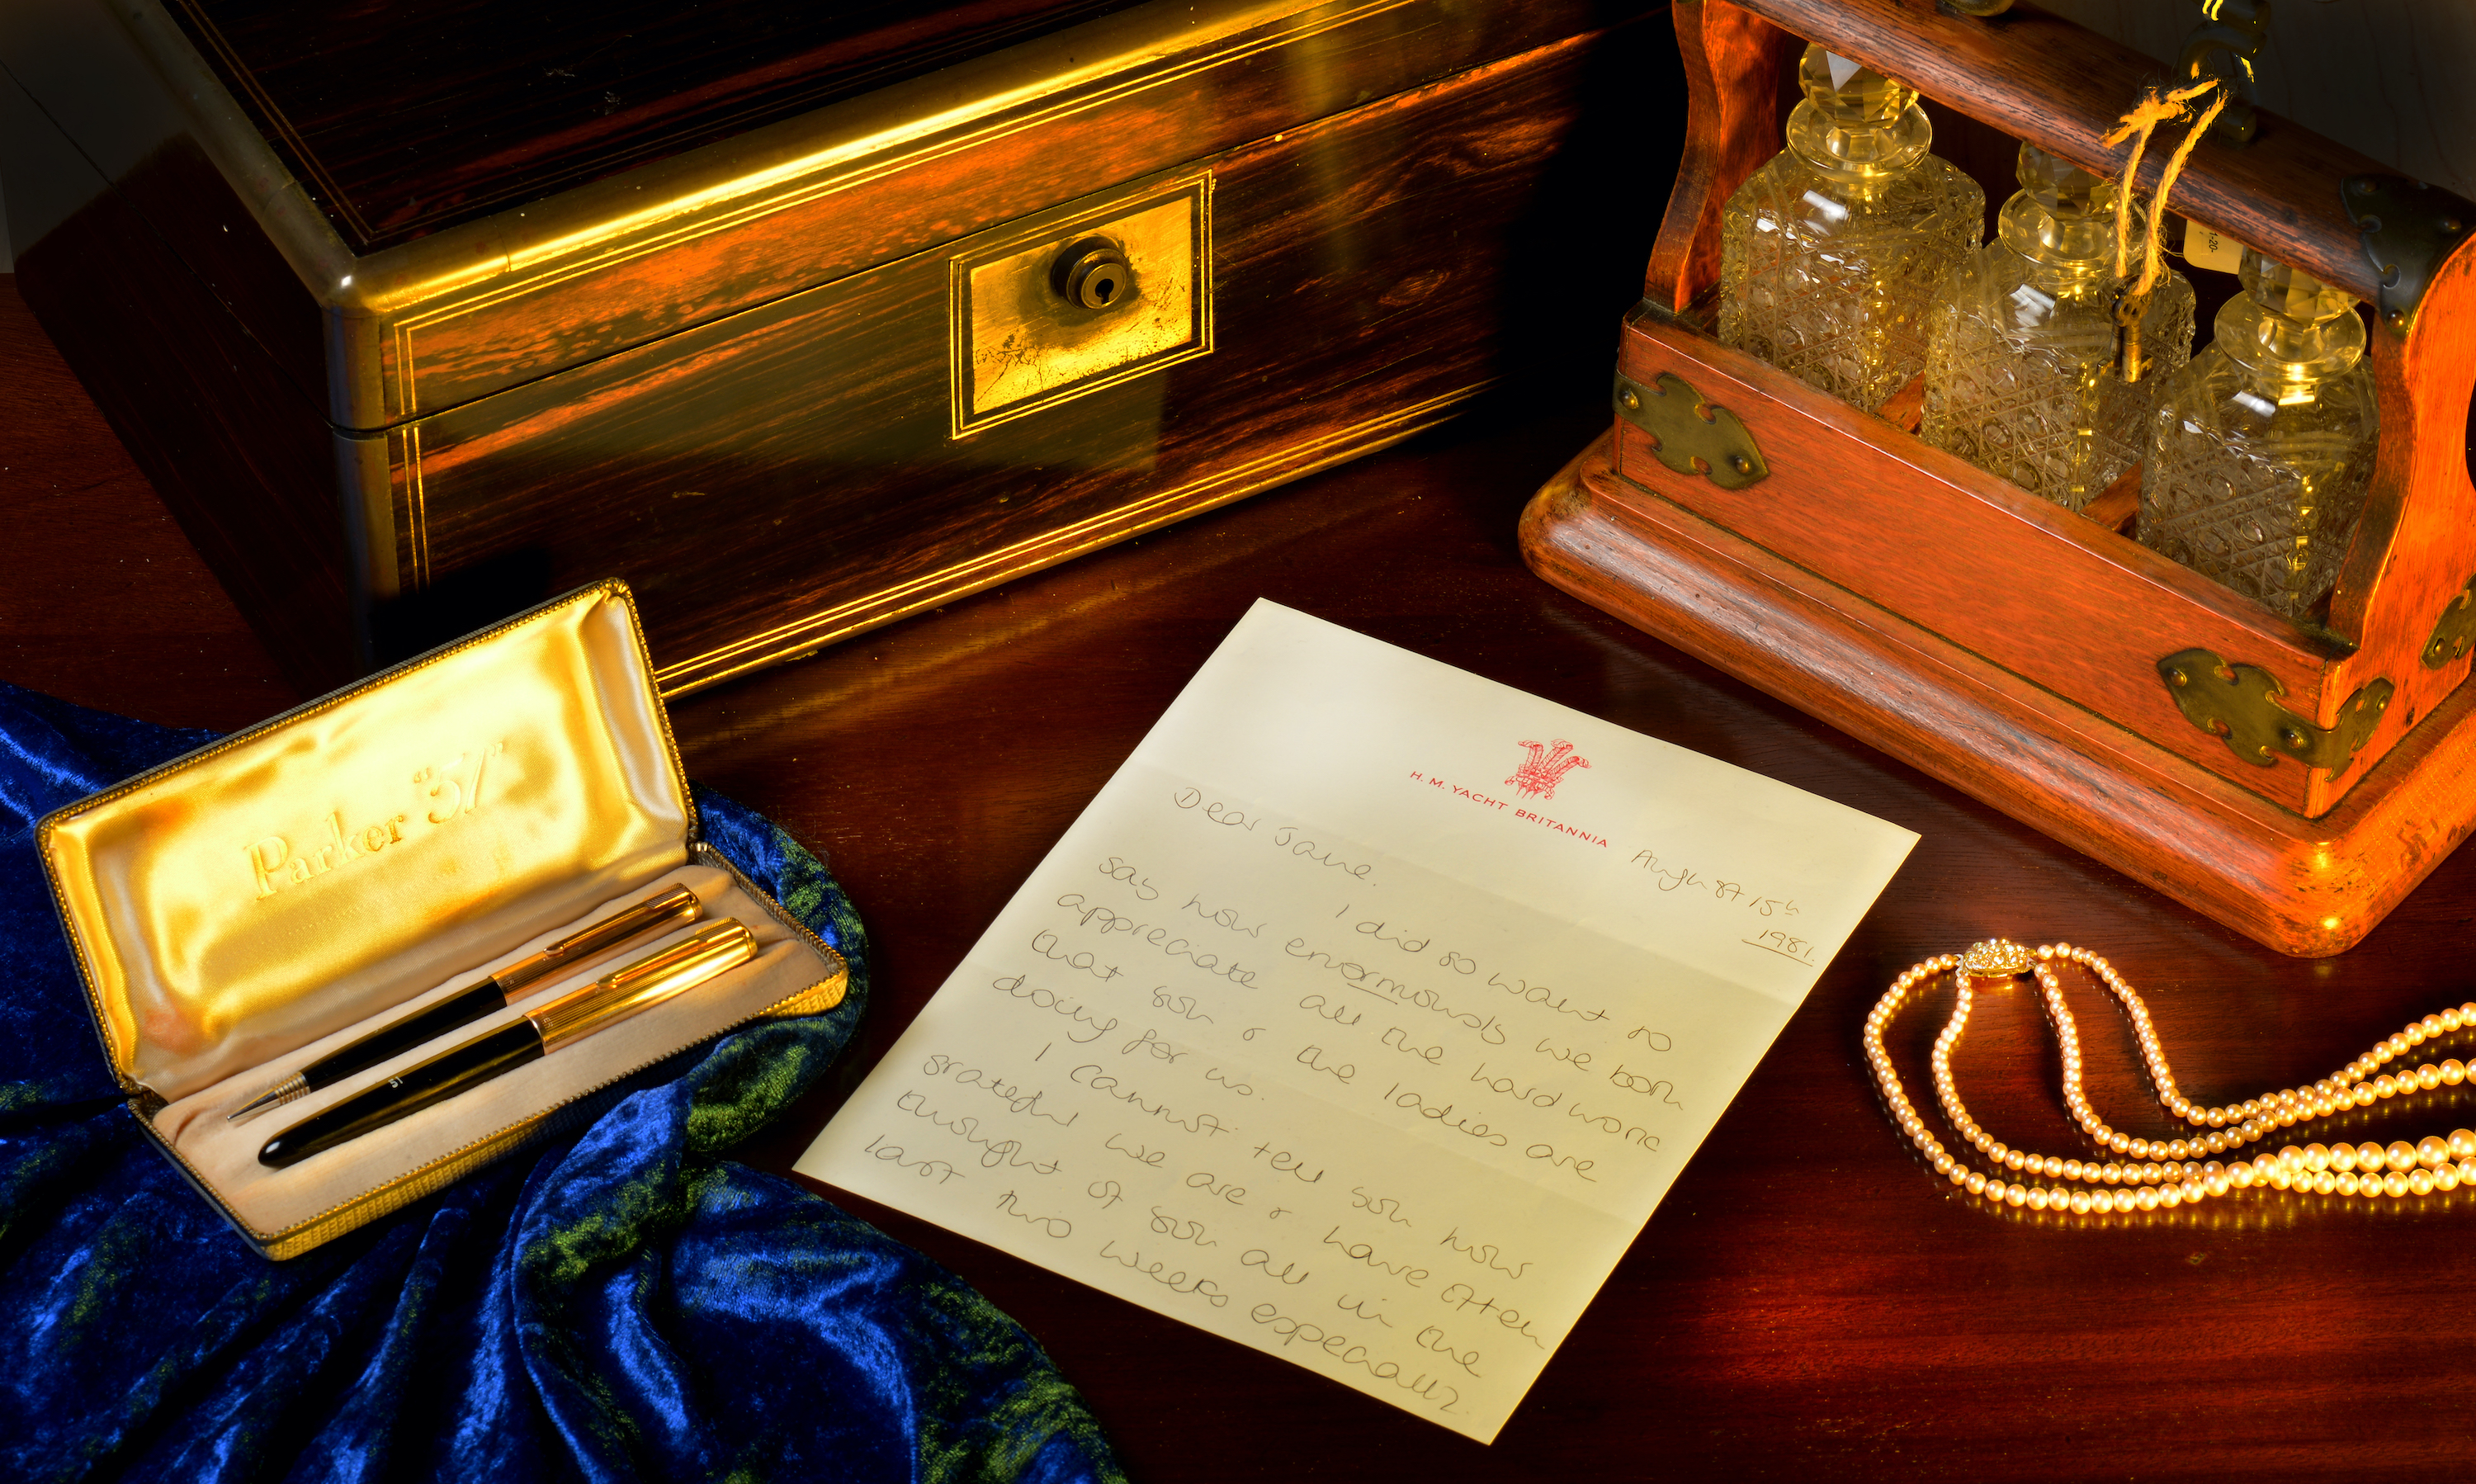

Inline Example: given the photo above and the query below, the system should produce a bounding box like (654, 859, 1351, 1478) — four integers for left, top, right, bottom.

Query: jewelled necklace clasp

(1959, 938, 2035, 979)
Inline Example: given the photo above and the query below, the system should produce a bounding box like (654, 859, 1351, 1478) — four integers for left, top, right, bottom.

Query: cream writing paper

(797, 602, 1916, 1442)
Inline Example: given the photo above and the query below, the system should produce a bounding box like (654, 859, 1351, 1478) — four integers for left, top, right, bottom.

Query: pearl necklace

(1864, 938, 2476, 1213)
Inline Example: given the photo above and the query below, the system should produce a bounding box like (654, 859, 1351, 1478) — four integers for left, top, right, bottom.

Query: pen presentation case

(1521, 0, 2476, 957)
(35, 580, 848, 1259)
(0, 0, 1663, 700)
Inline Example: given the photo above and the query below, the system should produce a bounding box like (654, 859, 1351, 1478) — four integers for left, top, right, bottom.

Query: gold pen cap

(497, 883, 702, 995)
(525, 918, 756, 1051)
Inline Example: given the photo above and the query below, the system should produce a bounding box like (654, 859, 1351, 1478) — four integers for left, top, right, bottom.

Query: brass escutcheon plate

(1612, 371, 1769, 491)
(950, 171, 1214, 437)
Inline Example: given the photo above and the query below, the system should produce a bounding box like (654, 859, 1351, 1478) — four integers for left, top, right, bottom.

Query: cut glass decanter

(1719, 45, 1985, 412)
(1922, 144, 2194, 510)
(2137, 248, 2378, 619)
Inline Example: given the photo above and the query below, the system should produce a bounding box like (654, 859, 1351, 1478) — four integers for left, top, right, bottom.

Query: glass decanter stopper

(2136, 248, 2379, 619)
(1921, 143, 2195, 510)
(1718, 45, 1985, 411)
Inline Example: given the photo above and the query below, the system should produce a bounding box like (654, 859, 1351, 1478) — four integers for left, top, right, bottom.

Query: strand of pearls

(1863, 939, 2476, 1214)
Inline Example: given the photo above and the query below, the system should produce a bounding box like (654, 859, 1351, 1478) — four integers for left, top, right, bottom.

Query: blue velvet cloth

(0, 683, 1124, 1484)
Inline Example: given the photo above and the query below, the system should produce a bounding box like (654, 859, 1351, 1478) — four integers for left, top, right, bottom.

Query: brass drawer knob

(1055, 239, 1136, 310)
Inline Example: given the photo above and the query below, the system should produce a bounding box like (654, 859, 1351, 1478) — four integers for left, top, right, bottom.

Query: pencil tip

(229, 1074, 309, 1121)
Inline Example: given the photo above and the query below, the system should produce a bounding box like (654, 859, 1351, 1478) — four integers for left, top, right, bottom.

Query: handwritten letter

(798, 602, 1915, 1442)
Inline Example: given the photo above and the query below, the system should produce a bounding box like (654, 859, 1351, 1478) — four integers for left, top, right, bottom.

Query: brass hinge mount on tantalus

(2422, 575, 2476, 669)
(2343, 175, 2476, 333)
(1614, 371, 1768, 491)
(2158, 649, 2393, 773)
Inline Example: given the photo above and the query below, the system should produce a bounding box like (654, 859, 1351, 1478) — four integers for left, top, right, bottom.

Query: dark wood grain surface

(377, 0, 1632, 422)
(11, 275, 2476, 1479)
(162, 0, 1140, 249)
(406, 25, 1634, 699)
(12, 2, 1669, 707)
(14, 173, 359, 693)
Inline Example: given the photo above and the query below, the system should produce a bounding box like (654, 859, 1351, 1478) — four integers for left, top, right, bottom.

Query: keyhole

(1055, 239, 1136, 312)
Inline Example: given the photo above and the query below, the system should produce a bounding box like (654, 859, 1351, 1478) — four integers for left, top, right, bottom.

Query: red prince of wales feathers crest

(1506, 739, 1590, 800)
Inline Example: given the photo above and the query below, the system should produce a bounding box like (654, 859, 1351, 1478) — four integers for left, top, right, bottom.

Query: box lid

(160, 0, 1139, 252)
(10, 0, 1595, 428)
(37, 580, 694, 1101)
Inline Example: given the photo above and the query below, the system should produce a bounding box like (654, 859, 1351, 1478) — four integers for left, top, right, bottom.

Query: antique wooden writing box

(0, 0, 1656, 696)
(1522, 0, 2476, 957)
(37, 580, 848, 1258)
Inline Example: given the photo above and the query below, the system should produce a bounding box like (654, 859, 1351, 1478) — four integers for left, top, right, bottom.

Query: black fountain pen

(230, 884, 703, 1120)
(258, 917, 757, 1168)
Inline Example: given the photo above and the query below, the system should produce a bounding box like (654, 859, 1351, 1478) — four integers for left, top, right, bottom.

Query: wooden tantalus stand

(1521, 0, 2476, 957)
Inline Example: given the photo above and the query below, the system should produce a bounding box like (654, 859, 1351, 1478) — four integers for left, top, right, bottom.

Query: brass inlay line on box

(87, 0, 1430, 431)
(159, 0, 376, 245)
(392, 172, 1217, 608)
(385, 0, 1411, 408)
(650, 381, 1490, 696)
(402, 424, 432, 589)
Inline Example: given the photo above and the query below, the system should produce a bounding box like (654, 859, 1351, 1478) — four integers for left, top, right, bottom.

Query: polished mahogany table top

(8, 276, 2475, 1480)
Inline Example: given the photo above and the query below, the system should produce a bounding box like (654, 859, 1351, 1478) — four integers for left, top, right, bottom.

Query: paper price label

(2178, 214, 2246, 272)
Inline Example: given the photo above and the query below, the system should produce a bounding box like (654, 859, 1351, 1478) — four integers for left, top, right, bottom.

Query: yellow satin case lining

(46, 582, 695, 1100)
(36, 581, 846, 1257)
